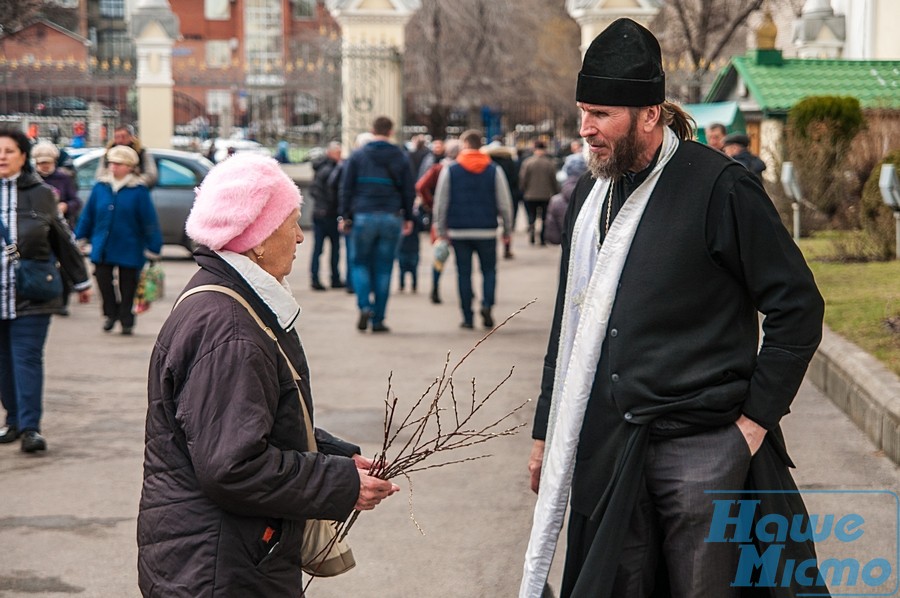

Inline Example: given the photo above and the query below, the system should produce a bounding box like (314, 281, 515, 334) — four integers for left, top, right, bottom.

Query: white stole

(519, 127, 680, 597)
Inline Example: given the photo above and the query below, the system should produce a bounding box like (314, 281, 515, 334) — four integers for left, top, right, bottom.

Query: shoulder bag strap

(0, 214, 17, 260)
(173, 284, 318, 451)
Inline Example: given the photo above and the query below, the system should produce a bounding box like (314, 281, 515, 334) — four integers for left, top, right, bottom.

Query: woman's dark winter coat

(7, 173, 88, 316)
(138, 248, 360, 597)
(39, 167, 81, 229)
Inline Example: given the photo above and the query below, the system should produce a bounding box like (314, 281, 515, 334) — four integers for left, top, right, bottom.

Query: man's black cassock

(533, 141, 829, 597)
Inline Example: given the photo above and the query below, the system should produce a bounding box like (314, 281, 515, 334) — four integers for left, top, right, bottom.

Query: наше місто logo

(705, 490, 899, 596)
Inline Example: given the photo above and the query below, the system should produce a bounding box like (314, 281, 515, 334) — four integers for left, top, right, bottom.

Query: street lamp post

(781, 161, 803, 242)
(878, 164, 900, 260)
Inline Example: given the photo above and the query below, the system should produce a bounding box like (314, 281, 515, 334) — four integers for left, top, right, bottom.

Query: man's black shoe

(103, 318, 116, 332)
(460, 321, 474, 329)
(481, 307, 494, 328)
(0, 425, 19, 444)
(331, 280, 346, 289)
(311, 281, 326, 291)
(372, 322, 390, 333)
(121, 327, 134, 336)
(357, 310, 370, 331)
(430, 289, 441, 304)
(21, 431, 47, 453)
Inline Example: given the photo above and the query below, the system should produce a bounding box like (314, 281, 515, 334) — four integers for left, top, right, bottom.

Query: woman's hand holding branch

(355, 471, 399, 511)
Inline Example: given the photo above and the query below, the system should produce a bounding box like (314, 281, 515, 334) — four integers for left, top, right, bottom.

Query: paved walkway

(0, 228, 897, 597)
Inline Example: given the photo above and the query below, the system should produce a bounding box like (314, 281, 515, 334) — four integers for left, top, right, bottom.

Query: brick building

(0, 0, 341, 144)
(170, 0, 342, 142)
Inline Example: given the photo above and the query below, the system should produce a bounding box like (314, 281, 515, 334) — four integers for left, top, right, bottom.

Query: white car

(202, 139, 271, 164)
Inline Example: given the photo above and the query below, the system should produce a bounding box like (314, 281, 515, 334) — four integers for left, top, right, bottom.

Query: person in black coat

(308, 141, 344, 290)
(521, 20, 826, 598)
(0, 128, 92, 453)
(138, 154, 398, 596)
(724, 132, 767, 180)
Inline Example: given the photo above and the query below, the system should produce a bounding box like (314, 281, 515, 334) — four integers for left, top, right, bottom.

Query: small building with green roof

(682, 101, 746, 145)
(703, 47, 900, 178)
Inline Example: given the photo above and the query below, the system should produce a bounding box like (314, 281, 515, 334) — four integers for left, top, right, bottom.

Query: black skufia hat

(576, 18, 666, 107)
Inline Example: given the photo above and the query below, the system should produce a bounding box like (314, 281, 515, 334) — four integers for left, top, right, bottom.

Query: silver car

(73, 148, 213, 252)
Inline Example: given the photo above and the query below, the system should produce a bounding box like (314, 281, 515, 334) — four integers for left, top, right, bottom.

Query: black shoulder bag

(0, 213, 63, 302)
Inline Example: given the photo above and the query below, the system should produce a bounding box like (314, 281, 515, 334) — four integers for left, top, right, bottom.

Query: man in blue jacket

(339, 116, 414, 333)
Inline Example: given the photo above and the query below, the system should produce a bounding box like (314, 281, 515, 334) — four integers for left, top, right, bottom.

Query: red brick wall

(0, 22, 89, 62)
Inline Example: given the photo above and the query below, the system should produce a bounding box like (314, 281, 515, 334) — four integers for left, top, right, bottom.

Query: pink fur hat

(186, 153, 302, 253)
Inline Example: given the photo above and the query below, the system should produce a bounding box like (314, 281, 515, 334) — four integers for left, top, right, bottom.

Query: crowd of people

(1, 30, 807, 590)
(0, 124, 163, 454)
(304, 116, 596, 333)
(306, 106, 769, 336)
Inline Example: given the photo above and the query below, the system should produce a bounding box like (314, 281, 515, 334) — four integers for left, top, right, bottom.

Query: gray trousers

(562, 423, 752, 598)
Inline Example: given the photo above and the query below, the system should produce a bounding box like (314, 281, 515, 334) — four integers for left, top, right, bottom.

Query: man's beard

(586, 113, 643, 180)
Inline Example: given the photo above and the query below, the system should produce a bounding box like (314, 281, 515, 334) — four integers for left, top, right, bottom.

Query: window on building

(99, 0, 125, 18)
(206, 90, 232, 116)
(244, 0, 284, 84)
(206, 40, 231, 68)
(292, 0, 316, 19)
(205, 0, 231, 20)
(97, 30, 133, 61)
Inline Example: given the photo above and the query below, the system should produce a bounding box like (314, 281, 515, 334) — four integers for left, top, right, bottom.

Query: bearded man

(520, 19, 827, 598)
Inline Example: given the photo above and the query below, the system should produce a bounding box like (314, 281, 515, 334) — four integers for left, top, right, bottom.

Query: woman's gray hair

(445, 139, 462, 160)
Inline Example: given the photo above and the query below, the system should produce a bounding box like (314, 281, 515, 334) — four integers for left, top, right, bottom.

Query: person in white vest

(520, 18, 826, 598)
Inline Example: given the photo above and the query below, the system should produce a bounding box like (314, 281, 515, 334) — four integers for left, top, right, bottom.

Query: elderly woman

(32, 141, 81, 230)
(33, 141, 82, 314)
(0, 128, 91, 453)
(75, 145, 162, 335)
(138, 154, 398, 596)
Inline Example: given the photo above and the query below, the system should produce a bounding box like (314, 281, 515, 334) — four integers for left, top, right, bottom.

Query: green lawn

(798, 232, 900, 376)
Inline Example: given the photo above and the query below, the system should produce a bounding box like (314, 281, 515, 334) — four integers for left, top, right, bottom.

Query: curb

(807, 325, 900, 465)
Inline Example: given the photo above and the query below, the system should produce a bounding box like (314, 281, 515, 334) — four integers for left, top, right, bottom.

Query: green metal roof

(705, 51, 900, 115)
(682, 101, 745, 129)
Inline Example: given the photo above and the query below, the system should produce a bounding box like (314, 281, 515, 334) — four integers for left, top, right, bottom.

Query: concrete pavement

(0, 228, 898, 597)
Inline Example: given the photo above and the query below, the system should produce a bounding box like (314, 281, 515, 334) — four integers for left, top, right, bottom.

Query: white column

(129, 0, 180, 149)
(566, 0, 660, 56)
(326, 0, 420, 150)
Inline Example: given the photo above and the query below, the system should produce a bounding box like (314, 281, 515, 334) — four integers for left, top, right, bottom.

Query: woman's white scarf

(102, 172, 142, 194)
(215, 249, 302, 332)
(519, 127, 680, 597)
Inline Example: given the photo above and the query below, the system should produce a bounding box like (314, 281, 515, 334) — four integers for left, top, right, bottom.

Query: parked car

(73, 148, 213, 252)
(34, 97, 90, 116)
(201, 138, 271, 163)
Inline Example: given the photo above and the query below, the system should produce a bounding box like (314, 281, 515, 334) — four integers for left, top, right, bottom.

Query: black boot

(481, 307, 494, 328)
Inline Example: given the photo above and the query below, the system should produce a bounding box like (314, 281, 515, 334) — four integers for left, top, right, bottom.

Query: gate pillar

(325, 0, 420, 149)
(129, 0, 180, 149)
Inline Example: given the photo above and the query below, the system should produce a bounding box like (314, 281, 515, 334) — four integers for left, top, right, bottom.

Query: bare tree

(0, 0, 45, 34)
(0, 0, 78, 38)
(655, 0, 764, 103)
(404, 0, 580, 137)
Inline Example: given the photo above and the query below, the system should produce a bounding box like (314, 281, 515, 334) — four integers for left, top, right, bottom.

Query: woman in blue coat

(75, 145, 162, 335)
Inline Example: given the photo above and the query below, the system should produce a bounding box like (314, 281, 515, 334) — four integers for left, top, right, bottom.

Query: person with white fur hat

(75, 145, 162, 335)
(32, 141, 80, 229)
(138, 153, 399, 596)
